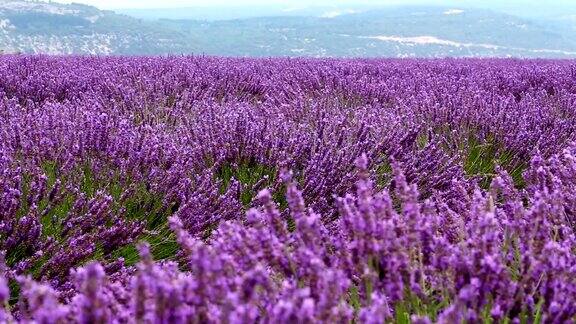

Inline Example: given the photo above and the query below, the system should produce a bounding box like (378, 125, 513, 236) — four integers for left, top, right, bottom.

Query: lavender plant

(0, 55, 575, 322)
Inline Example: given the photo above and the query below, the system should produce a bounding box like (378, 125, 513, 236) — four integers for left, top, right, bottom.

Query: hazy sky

(53, 0, 410, 9)
(50, 0, 576, 10)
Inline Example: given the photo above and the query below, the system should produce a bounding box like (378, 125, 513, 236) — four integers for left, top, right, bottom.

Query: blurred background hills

(0, 0, 575, 57)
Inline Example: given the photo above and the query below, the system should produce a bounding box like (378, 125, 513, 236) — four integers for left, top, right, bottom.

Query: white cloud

(443, 9, 464, 15)
(320, 9, 358, 18)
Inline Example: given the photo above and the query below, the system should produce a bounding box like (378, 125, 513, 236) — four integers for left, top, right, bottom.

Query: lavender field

(0, 56, 575, 323)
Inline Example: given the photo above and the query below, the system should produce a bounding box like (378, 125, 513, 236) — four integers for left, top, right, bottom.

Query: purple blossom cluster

(0, 55, 575, 322)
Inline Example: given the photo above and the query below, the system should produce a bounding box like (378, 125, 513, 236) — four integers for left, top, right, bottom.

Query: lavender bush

(0, 55, 575, 322)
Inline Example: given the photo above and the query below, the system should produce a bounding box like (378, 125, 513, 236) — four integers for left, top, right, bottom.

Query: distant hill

(1, 0, 575, 58)
(0, 0, 192, 54)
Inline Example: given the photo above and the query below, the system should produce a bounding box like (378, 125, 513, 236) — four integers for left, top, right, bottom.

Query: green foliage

(462, 134, 526, 189)
(352, 255, 451, 323)
(533, 298, 544, 324)
(416, 132, 430, 150)
(42, 160, 58, 187)
(374, 153, 393, 189)
(216, 158, 280, 207)
(394, 301, 411, 324)
(481, 298, 495, 324)
(8, 279, 20, 306)
(77, 163, 179, 266)
(502, 232, 523, 281)
(348, 285, 361, 313)
(7, 159, 180, 274)
(14, 173, 31, 220)
(393, 289, 451, 322)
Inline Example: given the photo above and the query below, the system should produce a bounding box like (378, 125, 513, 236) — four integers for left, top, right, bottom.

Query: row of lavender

(0, 56, 575, 322)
